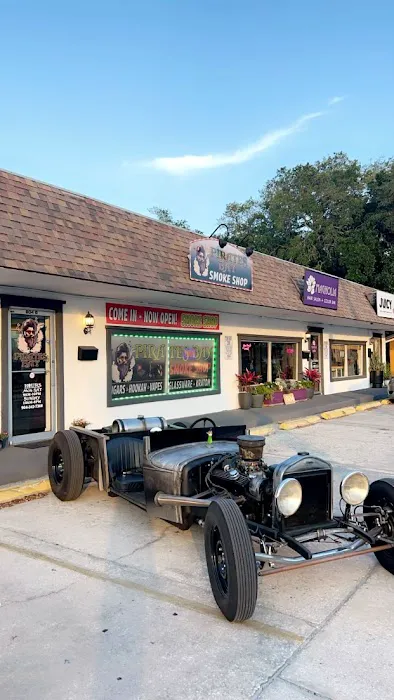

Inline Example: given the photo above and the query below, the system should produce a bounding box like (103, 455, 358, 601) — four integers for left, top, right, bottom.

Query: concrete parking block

(355, 400, 382, 412)
(280, 416, 321, 430)
(320, 408, 347, 420)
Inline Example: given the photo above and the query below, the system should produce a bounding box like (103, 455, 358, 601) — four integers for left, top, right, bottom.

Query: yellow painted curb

(355, 401, 382, 412)
(249, 425, 275, 436)
(321, 408, 347, 420)
(342, 406, 357, 416)
(280, 415, 321, 430)
(0, 478, 50, 505)
(380, 398, 391, 405)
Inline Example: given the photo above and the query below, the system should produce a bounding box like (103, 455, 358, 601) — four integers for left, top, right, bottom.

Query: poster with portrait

(168, 338, 214, 393)
(110, 334, 166, 399)
(11, 314, 48, 371)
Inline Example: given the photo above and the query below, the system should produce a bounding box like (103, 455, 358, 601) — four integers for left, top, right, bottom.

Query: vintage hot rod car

(48, 416, 394, 622)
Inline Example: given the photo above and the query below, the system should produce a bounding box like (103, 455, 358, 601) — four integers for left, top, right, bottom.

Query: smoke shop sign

(189, 239, 253, 291)
(303, 269, 339, 310)
(106, 303, 219, 331)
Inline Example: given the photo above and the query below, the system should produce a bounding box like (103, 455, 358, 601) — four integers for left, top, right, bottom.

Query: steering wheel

(189, 417, 217, 429)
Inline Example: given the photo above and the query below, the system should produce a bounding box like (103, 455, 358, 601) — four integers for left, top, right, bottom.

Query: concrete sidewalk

(176, 387, 388, 429)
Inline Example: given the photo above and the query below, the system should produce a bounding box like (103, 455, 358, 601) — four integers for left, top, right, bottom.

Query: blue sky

(0, 1, 393, 233)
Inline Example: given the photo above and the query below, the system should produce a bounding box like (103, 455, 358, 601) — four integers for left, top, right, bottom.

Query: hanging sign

(303, 269, 338, 309)
(106, 303, 219, 330)
(189, 239, 253, 291)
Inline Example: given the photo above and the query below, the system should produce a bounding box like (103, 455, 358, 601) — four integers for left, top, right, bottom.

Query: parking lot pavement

(1, 407, 394, 699)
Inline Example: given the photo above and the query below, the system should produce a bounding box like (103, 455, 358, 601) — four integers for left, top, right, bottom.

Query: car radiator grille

(283, 469, 332, 531)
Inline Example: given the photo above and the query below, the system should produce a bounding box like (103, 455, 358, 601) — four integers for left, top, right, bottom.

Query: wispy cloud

(328, 95, 345, 105)
(141, 110, 325, 176)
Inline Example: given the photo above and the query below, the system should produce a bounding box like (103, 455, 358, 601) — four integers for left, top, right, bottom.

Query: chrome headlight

(275, 478, 302, 517)
(340, 472, 369, 506)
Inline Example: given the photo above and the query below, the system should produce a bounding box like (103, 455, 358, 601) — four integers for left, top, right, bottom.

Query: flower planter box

(263, 388, 309, 406)
(264, 391, 284, 406)
(292, 388, 308, 401)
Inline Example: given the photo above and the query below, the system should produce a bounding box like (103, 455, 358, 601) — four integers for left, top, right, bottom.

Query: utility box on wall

(78, 346, 98, 361)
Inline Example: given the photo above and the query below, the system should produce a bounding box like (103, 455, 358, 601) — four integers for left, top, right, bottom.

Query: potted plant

(251, 385, 263, 408)
(0, 431, 8, 449)
(71, 418, 91, 429)
(370, 354, 385, 388)
(303, 368, 321, 397)
(300, 379, 315, 399)
(236, 370, 261, 409)
(263, 382, 284, 405)
(383, 363, 392, 387)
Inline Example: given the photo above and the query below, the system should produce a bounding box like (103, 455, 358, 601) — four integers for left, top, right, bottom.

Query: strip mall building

(1, 169, 394, 444)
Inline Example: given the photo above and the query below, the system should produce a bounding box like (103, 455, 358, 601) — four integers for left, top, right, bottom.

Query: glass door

(9, 309, 56, 443)
(309, 333, 322, 393)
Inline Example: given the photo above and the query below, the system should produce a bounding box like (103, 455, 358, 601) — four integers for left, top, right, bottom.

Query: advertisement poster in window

(12, 373, 46, 436)
(108, 330, 220, 405)
(110, 335, 166, 399)
(11, 315, 48, 371)
(168, 338, 214, 392)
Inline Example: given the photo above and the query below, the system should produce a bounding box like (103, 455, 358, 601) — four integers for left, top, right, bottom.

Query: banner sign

(376, 290, 394, 319)
(106, 303, 219, 331)
(303, 269, 339, 310)
(108, 330, 219, 405)
(189, 239, 253, 291)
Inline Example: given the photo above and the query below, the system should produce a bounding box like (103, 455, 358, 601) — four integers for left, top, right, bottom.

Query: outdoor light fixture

(83, 311, 95, 334)
(210, 223, 229, 249)
(208, 224, 254, 256)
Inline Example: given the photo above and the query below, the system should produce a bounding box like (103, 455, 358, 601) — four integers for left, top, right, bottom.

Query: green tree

(149, 206, 204, 235)
(220, 153, 394, 291)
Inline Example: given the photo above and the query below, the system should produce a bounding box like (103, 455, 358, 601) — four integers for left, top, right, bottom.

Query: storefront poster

(108, 330, 220, 405)
(168, 339, 214, 392)
(303, 269, 338, 309)
(11, 315, 48, 371)
(189, 239, 253, 291)
(106, 303, 219, 330)
(110, 335, 166, 399)
(12, 373, 46, 436)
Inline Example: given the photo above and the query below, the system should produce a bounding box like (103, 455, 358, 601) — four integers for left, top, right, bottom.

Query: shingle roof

(0, 168, 391, 327)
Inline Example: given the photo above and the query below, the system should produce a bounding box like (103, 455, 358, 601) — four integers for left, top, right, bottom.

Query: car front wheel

(48, 430, 85, 501)
(364, 478, 394, 574)
(204, 498, 258, 622)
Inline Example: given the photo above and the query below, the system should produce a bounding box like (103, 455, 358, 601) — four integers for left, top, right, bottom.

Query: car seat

(106, 436, 144, 492)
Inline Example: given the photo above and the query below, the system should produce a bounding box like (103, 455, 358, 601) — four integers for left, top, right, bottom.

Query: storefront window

(241, 341, 268, 381)
(240, 339, 299, 382)
(330, 342, 365, 380)
(271, 343, 297, 381)
(347, 345, 363, 377)
(107, 329, 220, 406)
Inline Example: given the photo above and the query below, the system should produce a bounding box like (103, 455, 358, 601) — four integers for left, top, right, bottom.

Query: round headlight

(340, 472, 369, 506)
(275, 478, 302, 517)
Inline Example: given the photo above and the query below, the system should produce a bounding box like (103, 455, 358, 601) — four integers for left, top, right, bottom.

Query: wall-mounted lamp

(83, 311, 95, 334)
(304, 332, 311, 341)
(209, 224, 254, 257)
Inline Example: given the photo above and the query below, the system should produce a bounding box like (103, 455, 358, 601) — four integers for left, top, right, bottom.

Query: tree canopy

(220, 152, 394, 291)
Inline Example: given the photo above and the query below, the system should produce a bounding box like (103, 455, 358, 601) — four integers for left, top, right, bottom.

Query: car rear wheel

(364, 478, 394, 574)
(204, 498, 258, 622)
(48, 430, 85, 501)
